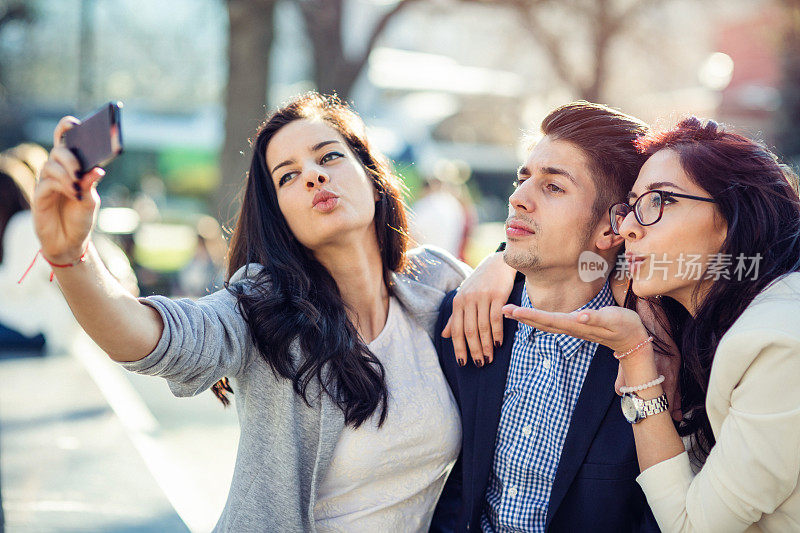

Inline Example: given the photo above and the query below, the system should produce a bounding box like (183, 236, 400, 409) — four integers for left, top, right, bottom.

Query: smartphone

(64, 101, 124, 173)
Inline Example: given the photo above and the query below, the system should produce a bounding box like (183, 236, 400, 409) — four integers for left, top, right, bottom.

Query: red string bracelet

(18, 248, 88, 283)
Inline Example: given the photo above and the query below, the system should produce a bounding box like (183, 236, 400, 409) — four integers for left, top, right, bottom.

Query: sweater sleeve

(637, 330, 800, 533)
(117, 268, 260, 397)
(407, 245, 472, 293)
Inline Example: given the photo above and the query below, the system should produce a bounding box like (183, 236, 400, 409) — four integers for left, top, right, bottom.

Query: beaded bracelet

(613, 336, 653, 360)
(619, 375, 665, 394)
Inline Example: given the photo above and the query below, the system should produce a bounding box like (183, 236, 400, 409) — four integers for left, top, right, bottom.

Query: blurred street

(0, 332, 239, 532)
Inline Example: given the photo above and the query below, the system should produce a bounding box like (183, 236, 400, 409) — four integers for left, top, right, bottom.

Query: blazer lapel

(469, 279, 525, 509)
(545, 344, 619, 528)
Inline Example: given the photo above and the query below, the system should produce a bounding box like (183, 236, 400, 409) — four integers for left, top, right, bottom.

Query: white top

(637, 272, 800, 532)
(0, 211, 78, 352)
(313, 296, 461, 533)
(0, 211, 137, 353)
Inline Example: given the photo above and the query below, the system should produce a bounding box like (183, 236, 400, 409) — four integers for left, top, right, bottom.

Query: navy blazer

(431, 277, 659, 533)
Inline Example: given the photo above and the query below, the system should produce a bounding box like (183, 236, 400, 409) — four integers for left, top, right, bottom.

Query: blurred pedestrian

(0, 150, 77, 353)
(176, 216, 226, 296)
(410, 162, 475, 261)
(4, 143, 49, 178)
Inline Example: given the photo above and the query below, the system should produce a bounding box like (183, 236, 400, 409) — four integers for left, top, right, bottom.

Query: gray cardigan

(119, 246, 470, 532)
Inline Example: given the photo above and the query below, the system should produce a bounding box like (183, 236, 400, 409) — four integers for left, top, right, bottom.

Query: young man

(431, 102, 660, 532)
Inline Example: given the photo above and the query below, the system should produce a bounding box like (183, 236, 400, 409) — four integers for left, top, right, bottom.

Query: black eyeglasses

(609, 190, 716, 235)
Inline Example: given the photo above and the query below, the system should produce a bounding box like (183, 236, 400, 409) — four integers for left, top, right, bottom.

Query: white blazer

(637, 272, 800, 532)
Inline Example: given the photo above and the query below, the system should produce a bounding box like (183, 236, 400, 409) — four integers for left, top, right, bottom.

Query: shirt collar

(521, 279, 615, 360)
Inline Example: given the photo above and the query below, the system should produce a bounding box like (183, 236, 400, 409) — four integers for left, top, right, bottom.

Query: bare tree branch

(607, 0, 664, 35)
(457, 0, 668, 100)
(516, 3, 588, 95)
(297, 0, 422, 98)
(346, 0, 423, 98)
(364, 0, 422, 60)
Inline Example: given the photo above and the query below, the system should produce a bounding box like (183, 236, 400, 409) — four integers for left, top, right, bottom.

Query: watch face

(621, 394, 638, 422)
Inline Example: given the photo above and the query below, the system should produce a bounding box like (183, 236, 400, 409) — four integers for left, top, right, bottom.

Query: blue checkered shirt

(481, 280, 615, 532)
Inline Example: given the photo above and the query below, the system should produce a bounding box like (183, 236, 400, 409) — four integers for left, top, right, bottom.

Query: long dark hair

(212, 93, 410, 428)
(632, 117, 800, 461)
(0, 154, 35, 264)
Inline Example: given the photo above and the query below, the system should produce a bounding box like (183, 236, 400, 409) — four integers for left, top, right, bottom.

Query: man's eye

(320, 151, 344, 164)
(547, 183, 564, 193)
(512, 178, 525, 188)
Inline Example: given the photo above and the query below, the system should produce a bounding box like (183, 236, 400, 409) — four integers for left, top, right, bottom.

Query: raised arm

(33, 117, 162, 362)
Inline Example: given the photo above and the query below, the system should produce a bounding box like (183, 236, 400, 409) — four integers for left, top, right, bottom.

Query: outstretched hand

(502, 304, 649, 355)
(505, 301, 684, 421)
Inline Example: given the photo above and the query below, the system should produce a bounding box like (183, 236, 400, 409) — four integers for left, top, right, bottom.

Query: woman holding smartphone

(34, 92, 514, 532)
(504, 117, 800, 532)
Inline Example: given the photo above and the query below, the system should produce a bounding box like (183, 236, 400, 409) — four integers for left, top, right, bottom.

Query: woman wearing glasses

(503, 117, 800, 532)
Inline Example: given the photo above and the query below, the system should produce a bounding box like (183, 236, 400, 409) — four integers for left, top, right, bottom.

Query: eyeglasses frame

(609, 189, 716, 235)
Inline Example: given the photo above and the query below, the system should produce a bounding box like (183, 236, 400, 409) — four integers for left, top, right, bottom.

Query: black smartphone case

(64, 102, 123, 172)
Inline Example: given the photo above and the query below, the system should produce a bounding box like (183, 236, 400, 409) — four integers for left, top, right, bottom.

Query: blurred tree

(0, 1, 33, 149)
(297, 0, 420, 97)
(776, 0, 800, 161)
(460, 0, 663, 102)
(217, 0, 278, 223)
(0, 1, 32, 95)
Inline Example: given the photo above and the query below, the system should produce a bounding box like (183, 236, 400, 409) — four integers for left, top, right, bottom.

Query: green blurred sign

(158, 148, 220, 195)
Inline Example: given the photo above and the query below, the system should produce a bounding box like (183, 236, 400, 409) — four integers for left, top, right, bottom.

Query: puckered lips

(506, 218, 535, 238)
(625, 251, 648, 275)
(312, 189, 340, 212)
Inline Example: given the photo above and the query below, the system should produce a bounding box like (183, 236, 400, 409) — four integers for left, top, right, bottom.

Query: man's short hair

(540, 101, 649, 221)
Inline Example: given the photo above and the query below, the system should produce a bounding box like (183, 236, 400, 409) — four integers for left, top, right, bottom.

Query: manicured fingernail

(494, 341, 501, 348)
(458, 358, 465, 367)
(73, 182, 80, 191)
(76, 192, 83, 201)
(483, 355, 491, 365)
(475, 359, 484, 368)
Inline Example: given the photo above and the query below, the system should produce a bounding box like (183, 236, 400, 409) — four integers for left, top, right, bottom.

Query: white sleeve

(637, 331, 800, 532)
